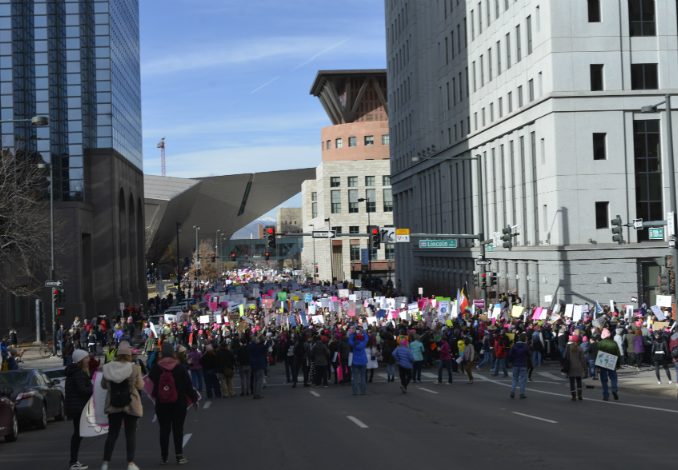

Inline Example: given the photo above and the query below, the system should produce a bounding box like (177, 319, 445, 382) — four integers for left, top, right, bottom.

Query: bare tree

(185, 239, 220, 282)
(0, 150, 50, 296)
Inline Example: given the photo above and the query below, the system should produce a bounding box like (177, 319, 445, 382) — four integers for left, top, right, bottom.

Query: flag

(459, 288, 469, 313)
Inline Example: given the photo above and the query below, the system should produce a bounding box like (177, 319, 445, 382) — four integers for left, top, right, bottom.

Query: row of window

(350, 244, 396, 262)
(325, 134, 389, 150)
(329, 175, 391, 188)
(589, 0, 656, 37)
(471, 1, 536, 48)
(590, 63, 658, 91)
(329, 188, 394, 214)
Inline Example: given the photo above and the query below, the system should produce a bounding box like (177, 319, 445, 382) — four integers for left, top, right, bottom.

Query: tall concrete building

(301, 70, 395, 287)
(387, 0, 678, 306)
(0, 0, 145, 334)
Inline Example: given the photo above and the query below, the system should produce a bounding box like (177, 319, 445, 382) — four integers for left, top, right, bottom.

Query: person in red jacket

(437, 338, 453, 384)
(492, 331, 510, 377)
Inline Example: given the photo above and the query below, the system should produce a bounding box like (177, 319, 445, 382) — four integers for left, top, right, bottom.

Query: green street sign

(418, 239, 458, 249)
(648, 227, 664, 240)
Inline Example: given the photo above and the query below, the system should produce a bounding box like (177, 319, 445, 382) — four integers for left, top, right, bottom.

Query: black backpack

(109, 379, 131, 408)
(671, 345, 678, 360)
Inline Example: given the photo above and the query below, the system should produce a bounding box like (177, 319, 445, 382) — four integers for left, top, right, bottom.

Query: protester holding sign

(65, 349, 93, 470)
(596, 329, 621, 401)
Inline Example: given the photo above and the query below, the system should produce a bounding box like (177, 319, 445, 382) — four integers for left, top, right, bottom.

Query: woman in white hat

(65, 349, 93, 470)
(100, 341, 144, 470)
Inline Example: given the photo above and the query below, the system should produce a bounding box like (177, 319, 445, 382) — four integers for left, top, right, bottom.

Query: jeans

(203, 369, 221, 399)
(239, 366, 251, 395)
(654, 360, 672, 382)
(511, 366, 527, 395)
(351, 365, 367, 395)
(599, 368, 618, 399)
(156, 402, 186, 460)
(386, 363, 396, 380)
(569, 376, 583, 394)
(103, 412, 138, 463)
(190, 369, 203, 392)
(588, 359, 597, 378)
(476, 351, 492, 369)
(252, 368, 265, 397)
(413, 360, 423, 382)
(531, 351, 542, 368)
(398, 366, 412, 389)
(69, 411, 83, 465)
(492, 357, 508, 376)
(438, 360, 453, 383)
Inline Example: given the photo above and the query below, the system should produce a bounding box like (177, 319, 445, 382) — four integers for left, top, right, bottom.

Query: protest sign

(595, 351, 618, 370)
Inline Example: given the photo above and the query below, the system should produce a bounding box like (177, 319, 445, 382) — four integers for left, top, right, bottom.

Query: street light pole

(358, 197, 373, 290)
(324, 217, 332, 283)
(310, 222, 317, 281)
(215, 229, 222, 260)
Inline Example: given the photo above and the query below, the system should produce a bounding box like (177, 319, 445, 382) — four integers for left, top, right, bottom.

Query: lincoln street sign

(418, 239, 458, 249)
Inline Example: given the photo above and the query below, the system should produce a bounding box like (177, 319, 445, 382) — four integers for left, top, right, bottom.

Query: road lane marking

(537, 371, 566, 381)
(203, 400, 212, 409)
(512, 411, 558, 424)
(310, 391, 320, 397)
(182, 433, 192, 448)
(346, 415, 369, 428)
(416, 386, 439, 394)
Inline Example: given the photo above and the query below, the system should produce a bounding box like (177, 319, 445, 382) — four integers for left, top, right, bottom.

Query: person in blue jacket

(348, 326, 369, 395)
(508, 333, 530, 399)
(393, 338, 415, 393)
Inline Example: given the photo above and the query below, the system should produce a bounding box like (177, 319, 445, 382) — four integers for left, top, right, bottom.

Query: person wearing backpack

(65, 349, 93, 470)
(100, 341, 144, 470)
(150, 342, 198, 465)
(650, 331, 672, 385)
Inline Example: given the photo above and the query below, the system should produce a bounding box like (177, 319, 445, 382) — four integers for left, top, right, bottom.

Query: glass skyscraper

(0, 0, 141, 201)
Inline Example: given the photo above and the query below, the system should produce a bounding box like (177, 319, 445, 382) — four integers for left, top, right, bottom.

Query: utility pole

(157, 137, 166, 176)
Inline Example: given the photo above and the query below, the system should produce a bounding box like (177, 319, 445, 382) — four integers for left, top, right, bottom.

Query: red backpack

(157, 367, 178, 403)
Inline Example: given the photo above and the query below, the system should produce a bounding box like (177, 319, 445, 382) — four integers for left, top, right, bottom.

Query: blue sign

(361, 248, 369, 265)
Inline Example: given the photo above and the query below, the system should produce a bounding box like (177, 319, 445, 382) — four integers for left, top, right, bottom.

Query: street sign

(649, 227, 665, 240)
(475, 259, 492, 266)
(418, 239, 458, 249)
(44, 280, 62, 288)
(380, 227, 396, 243)
(395, 228, 410, 243)
(632, 218, 643, 230)
(312, 230, 336, 239)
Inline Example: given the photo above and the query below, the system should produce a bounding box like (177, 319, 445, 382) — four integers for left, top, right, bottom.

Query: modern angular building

(387, 1, 677, 306)
(0, 0, 145, 334)
(301, 70, 395, 287)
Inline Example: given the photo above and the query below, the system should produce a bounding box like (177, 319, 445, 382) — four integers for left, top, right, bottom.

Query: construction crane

(157, 137, 166, 176)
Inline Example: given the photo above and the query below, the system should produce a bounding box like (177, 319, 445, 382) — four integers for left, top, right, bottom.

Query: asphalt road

(2, 363, 677, 470)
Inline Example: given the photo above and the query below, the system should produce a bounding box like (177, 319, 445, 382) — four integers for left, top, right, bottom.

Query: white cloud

(143, 144, 319, 178)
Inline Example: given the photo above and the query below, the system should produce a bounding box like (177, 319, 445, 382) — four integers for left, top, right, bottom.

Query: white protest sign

(656, 295, 672, 308)
(573, 305, 583, 322)
(595, 351, 618, 370)
(198, 315, 210, 324)
(564, 304, 574, 318)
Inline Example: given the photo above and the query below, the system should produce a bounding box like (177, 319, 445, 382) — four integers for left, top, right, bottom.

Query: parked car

(42, 367, 66, 395)
(0, 388, 18, 442)
(0, 369, 65, 429)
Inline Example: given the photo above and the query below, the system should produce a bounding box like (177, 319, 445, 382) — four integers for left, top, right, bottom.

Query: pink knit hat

(568, 335, 579, 343)
(601, 328, 611, 339)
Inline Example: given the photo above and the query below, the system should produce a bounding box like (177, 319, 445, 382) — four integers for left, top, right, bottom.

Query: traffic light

(370, 227, 381, 249)
(489, 272, 497, 286)
(56, 307, 64, 318)
(264, 251, 270, 260)
(611, 215, 623, 243)
(265, 226, 276, 249)
(52, 288, 59, 304)
(501, 226, 513, 249)
(230, 251, 236, 261)
(52, 287, 64, 304)
(480, 272, 487, 289)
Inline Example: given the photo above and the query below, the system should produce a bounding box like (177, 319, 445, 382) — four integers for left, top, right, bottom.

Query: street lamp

(358, 197, 373, 289)
(310, 222, 317, 281)
(641, 94, 677, 306)
(215, 229, 222, 260)
(324, 217, 332, 283)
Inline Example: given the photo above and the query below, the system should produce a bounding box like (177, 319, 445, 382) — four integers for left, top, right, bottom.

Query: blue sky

(139, 0, 386, 185)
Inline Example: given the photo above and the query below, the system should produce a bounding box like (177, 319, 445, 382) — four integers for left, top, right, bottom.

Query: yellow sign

(511, 305, 525, 318)
(396, 228, 411, 243)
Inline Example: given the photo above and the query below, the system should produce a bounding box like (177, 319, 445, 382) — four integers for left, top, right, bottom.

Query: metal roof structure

(144, 168, 315, 263)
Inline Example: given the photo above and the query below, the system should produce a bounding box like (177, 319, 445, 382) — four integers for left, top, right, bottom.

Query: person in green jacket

(596, 328, 621, 401)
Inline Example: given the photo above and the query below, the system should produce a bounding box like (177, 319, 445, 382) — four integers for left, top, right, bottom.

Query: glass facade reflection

(0, 0, 141, 201)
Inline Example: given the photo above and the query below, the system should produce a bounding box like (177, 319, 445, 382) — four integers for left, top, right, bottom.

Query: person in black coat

(64, 349, 93, 470)
(149, 342, 198, 465)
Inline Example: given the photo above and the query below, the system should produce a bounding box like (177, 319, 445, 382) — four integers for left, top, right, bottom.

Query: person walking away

(186, 346, 203, 393)
(409, 336, 425, 383)
(476, 332, 492, 369)
(531, 328, 545, 368)
(365, 336, 379, 383)
(248, 335, 268, 399)
(100, 341, 144, 470)
(236, 339, 252, 396)
(311, 335, 331, 387)
(564, 335, 587, 401)
(624, 329, 635, 369)
(150, 342, 198, 465)
(348, 327, 369, 395)
(284, 335, 295, 383)
(597, 328, 621, 401)
(381, 333, 397, 382)
(392, 338, 415, 393)
(650, 332, 672, 385)
(463, 337, 476, 384)
(200, 345, 221, 399)
(508, 333, 530, 399)
(492, 332, 509, 377)
(632, 329, 644, 369)
(437, 338, 453, 384)
(65, 349, 93, 470)
(216, 342, 236, 397)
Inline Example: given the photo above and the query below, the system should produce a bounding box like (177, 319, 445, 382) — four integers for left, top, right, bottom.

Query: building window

(383, 175, 391, 186)
(517, 85, 523, 107)
(528, 79, 534, 101)
(330, 190, 341, 214)
(325, 140, 331, 150)
(505, 32, 511, 69)
(631, 63, 658, 89)
(348, 189, 359, 213)
(331, 226, 342, 235)
(593, 133, 607, 160)
(595, 201, 609, 229)
(311, 192, 318, 218)
(364, 135, 375, 146)
(590, 64, 604, 91)
(507, 91, 513, 113)
(383, 188, 393, 212)
(369, 246, 378, 261)
(382, 134, 390, 145)
(634, 119, 662, 241)
(348, 136, 357, 147)
(349, 225, 360, 235)
(498, 97, 503, 117)
(526, 15, 532, 55)
(347, 176, 358, 187)
(629, 0, 656, 36)
(365, 176, 375, 187)
(350, 244, 360, 262)
(330, 176, 340, 187)
(515, 24, 521, 62)
(335, 138, 343, 149)
(588, 0, 601, 22)
(366, 189, 376, 212)
(385, 244, 395, 260)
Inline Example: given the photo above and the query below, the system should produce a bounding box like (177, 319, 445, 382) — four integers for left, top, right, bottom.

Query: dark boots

(577, 389, 583, 401)
(571, 391, 577, 401)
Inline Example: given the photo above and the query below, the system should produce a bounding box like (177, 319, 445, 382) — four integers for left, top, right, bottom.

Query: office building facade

(387, 0, 678, 306)
(301, 70, 395, 287)
(0, 0, 145, 334)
